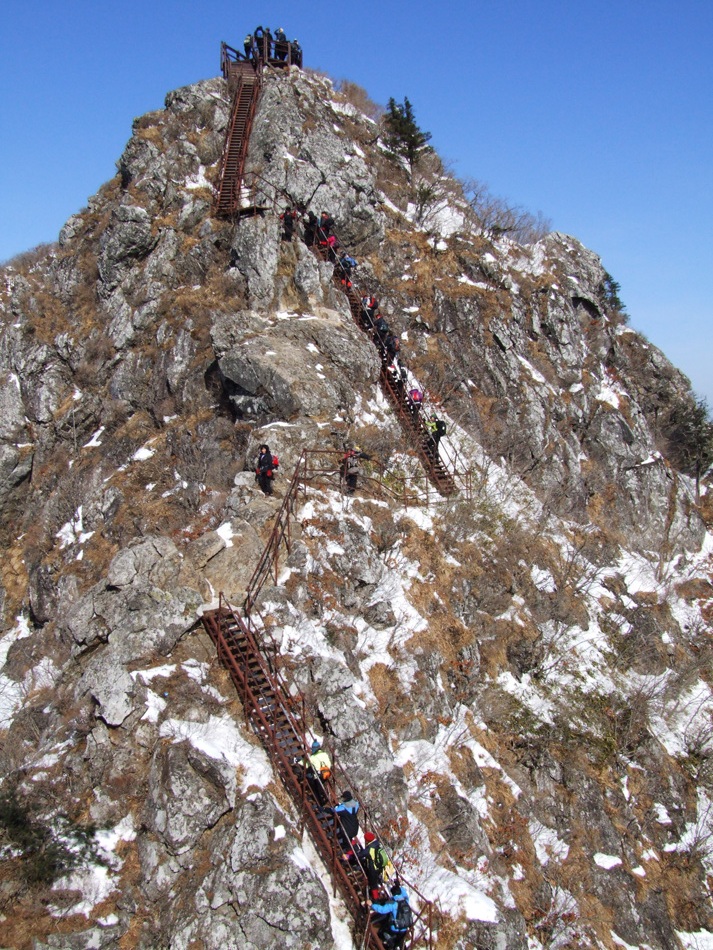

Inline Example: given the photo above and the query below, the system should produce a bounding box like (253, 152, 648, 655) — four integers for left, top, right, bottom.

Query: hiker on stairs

(300, 739, 332, 807)
(368, 884, 412, 949)
(360, 295, 379, 330)
(326, 789, 361, 860)
(338, 253, 357, 288)
(318, 212, 335, 243)
(358, 831, 393, 900)
(425, 413, 446, 458)
(407, 387, 423, 420)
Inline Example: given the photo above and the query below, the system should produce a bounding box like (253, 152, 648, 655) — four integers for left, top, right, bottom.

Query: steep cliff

(0, 63, 711, 950)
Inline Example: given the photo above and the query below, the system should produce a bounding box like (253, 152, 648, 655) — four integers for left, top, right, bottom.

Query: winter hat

(364, 831, 376, 843)
(311, 740, 321, 752)
(341, 790, 352, 801)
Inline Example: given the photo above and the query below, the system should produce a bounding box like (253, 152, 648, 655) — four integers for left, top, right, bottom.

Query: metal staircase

(214, 59, 263, 218)
(201, 598, 434, 949)
(318, 247, 458, 497)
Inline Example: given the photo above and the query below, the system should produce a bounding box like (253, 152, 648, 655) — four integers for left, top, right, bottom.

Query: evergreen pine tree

(384, 97, 432, 174)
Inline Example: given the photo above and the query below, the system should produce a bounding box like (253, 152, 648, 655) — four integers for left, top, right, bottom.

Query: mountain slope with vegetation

(0, 62, 711, 950)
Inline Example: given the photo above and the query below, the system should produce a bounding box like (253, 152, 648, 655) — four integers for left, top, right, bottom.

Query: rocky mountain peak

(0, 59, 711, 950)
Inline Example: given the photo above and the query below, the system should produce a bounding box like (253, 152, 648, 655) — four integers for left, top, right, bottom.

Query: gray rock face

(245, 70, 385, 255)
(212, 306, 380, 421)
(145, 743, 231, 854)
(98, 204, 156, 292)
(0, 62, 710, 950)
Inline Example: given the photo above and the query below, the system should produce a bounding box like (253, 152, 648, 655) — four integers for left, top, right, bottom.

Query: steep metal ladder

(318, 246, 458, 497)
(202, 599, 434, 949)
(214, 57, 263, 218)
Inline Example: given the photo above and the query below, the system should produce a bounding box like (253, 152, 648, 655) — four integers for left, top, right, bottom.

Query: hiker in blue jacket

(326, 789, 360, 859)
(368, 884, 412, 948)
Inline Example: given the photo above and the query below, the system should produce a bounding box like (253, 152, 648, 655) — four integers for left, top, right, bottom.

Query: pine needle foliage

(383, 96, 432, 175)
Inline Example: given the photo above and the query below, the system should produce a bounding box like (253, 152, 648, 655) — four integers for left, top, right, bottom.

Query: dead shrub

(335, 80, 384, 122)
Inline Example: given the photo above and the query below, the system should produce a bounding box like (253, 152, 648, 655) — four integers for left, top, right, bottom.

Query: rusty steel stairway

(202, 598, 434, 949)
(214, 58, 263, 218)
(317, 246, 457, 497)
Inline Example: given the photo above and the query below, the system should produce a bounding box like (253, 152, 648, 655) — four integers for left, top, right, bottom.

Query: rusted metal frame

(211, 616, 381, 941)
(220, 604, 301, 728)
(228, 74, 261, 215)
(240, 613, 302, 724)
(215, 74, 251, 213)
(206, 610, 411, 948)
(322, 246, 462, 497)
(378, 370, 448, 494)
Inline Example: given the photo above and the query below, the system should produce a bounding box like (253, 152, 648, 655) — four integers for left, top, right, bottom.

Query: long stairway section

(202, 601, 434, 949)
(214, 61, 262, 218)
(317, 246, 457, 496)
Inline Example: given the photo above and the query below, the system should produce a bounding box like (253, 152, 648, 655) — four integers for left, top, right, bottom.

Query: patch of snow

(594, 853, 622, 870)
(83, 426, 105, 448)
(596, 386, 621, 409)
(517, 356, 547, 385)
(159, 714, 272, 792)
(141, 689, 167, 723)
(653, 803, 672, 825)
(132, 445, 155, 462)
(185, 165, 210, 190)
(216, 522, 234, 547)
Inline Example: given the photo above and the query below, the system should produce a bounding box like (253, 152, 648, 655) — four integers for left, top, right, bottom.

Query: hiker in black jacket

(255, 444, 275, 495)
(341, 445, 371, 495)
(303, 211, 318, 247)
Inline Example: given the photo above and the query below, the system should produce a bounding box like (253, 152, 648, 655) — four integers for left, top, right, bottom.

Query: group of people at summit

(243, 26, 302, 67)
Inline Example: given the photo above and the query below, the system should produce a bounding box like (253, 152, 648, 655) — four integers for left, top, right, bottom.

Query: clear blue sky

(2, 1, 711, 404)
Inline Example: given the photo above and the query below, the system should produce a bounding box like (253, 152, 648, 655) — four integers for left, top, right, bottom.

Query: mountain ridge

(0, 63, 711, 950)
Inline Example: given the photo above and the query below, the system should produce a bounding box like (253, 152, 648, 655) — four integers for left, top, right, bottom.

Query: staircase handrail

(313, 244, 460, 494)
(214, 63, 263, 218)
(204, 600, 434, 947)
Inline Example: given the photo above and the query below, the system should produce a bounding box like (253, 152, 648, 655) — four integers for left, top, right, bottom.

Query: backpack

(409, 389, 423, 403)
(375, 316, 389, 335)
(436, 420, 447, 437)
(342, 255, 357, 268)
(394, 899, 413, 932)
(346, 452, 360, 474)
(272, 454, 279, 469)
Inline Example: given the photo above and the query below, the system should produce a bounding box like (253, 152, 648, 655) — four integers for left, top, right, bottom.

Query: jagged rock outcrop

(0, 60, 711, 950)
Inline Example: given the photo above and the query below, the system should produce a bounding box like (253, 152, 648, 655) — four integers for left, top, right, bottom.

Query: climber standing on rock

(280, 206, 297, 241)
(341, 445, 371, 496)
(303, 210, 318, 247)
(255, 444, 276, 496)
